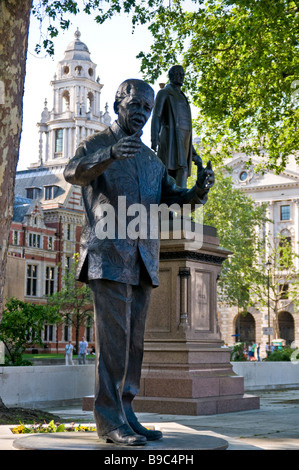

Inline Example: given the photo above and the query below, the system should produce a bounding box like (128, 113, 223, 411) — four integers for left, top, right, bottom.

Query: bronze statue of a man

(151, 65, 202, 187)
(64, 79, 214, 446)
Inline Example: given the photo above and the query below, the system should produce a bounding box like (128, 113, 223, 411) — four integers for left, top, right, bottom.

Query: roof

(14, 165, 72, 207)
(13, 196, 32, 222)
(63, 28, 92, 62)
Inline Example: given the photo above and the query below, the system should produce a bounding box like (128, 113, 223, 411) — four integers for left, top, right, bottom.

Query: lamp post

(266, 260, 272, 355)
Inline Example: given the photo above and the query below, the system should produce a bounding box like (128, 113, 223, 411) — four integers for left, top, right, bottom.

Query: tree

(250, 233, 299, 340)
(136, 0, 299, 173)
(47, 255, 93, 353)
(188, 164, 268, 313)
(0, 297, 60, 365)
(0, 0, 33, 316)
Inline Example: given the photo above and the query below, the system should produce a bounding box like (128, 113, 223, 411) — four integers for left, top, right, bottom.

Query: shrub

(230, 343, 247, 361)
(264, 348, 296, 361)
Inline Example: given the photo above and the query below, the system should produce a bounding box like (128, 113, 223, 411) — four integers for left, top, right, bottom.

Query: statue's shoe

(129, 420, 163, 441)
(101, 423, 147, 446)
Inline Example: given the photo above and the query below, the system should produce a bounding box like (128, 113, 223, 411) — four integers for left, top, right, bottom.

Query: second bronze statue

(151, 65, 202, 188)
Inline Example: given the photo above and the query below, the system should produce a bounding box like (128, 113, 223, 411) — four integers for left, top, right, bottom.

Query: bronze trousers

(89, 268, 152, 436)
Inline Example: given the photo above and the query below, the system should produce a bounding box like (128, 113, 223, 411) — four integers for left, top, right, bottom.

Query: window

(75, 65, 82, 75)
(44, 185, 57, 200)
(62, 90, 70, 112)
(12, 230, 19, 245)
(64, 315, 71, 342)
(44, 324, 54, 342)
(280, 205, 290, 220)
(48, 236, 53, 250)
(279, 236, 292, 268)
(26, 187, 40, 199)
(66, 223, 71, 240)
(26, 264, 38, 296)
(279, 283, 289, 300)
(239, 171, 248, 181)
(28, 233, 41, 248)
(55, 129, 63, 154)
(86, 317, 93, 343)
(45, 266, 55, 296)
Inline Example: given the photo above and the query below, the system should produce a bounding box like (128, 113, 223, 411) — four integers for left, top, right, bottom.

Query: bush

(230, 343, 247, 361)
(264, 347, 296, 361)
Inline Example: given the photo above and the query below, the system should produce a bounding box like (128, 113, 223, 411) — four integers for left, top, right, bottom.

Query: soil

(0, 398, 60, 425)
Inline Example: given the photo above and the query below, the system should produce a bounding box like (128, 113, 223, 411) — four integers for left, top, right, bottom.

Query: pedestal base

(133, 394, 260, 415)
(13, 423, 229, 450)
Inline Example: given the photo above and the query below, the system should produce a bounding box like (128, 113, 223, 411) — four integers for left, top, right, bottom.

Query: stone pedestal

(83, 223, 259, 415)
(133, 224, 260, 415)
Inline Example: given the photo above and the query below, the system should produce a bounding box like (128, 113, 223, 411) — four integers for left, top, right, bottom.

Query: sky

(18, 8, 170, 170)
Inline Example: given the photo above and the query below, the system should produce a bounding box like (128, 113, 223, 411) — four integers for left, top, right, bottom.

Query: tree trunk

(0, 396, 8, 411)
(0, 0, 33, 317)
(274, 304, 280, 339)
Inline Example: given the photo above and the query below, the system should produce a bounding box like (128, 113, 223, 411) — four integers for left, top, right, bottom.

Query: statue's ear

(113, 101, 119, 115)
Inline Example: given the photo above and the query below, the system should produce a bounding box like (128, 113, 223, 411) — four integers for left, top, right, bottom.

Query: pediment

(225, 154, 299, 191)
(24, 200, 46, 228)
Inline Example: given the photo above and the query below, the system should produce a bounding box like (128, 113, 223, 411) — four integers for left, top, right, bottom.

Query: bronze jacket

(64, 121, 208, 286)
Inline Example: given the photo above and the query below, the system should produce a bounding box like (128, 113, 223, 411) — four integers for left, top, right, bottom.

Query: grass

(22, 353, 95, 361)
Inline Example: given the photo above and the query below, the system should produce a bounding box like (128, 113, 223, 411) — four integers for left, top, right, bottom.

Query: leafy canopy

(0, 298, 60, 365)
(32, 0, 299, 173)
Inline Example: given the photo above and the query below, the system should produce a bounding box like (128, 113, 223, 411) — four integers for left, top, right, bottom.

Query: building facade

(218, 154, 299, 356)
(4, 30, 110, 353)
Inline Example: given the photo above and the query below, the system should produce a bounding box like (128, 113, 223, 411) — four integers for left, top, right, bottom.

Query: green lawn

(23, 353, 95, 360)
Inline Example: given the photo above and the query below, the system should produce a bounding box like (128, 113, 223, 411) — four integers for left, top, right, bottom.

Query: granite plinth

(83, 393, 259, 416)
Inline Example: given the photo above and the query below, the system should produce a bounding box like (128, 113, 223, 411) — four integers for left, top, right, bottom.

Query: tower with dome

(3, 30, 111, 353)
(33, 28, 110, 168)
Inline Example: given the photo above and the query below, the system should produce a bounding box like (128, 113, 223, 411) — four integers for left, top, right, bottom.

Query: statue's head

(168, 65, 185, 86)
(113, 79, 155, 135)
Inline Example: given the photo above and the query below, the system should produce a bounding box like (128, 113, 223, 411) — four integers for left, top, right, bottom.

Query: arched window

(278, 311, 294, 346)
(75, 65, 82, 76)
(62, 90, 70, 113)
(87, 91, 94, 113)
(234, 312, 255, 343)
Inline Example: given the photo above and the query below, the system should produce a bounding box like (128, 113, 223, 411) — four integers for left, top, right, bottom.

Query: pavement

(1, 388, 299, 451)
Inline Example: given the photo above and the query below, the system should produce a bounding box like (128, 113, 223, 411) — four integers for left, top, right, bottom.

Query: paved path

(1, 389, 299, 451)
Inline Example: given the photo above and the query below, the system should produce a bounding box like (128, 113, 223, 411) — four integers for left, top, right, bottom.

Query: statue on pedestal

(64, 78, 214, 446)
(151, 65, 202, 188)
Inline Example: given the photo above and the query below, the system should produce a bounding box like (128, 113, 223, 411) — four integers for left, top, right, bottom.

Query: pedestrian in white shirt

(65, 341, 74, 365)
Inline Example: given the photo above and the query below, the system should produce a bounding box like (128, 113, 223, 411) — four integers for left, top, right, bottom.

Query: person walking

(78, 336, 88, 364)
(65, 341, 74, 366)
(257, 343, 261, 361)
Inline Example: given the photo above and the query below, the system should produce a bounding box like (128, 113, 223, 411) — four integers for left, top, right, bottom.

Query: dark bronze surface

(64, 78, 214, 440)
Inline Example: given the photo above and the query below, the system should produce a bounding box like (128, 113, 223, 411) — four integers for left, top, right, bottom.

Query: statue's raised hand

(111, 131, 142, 160)
(196, 160, 214, 191)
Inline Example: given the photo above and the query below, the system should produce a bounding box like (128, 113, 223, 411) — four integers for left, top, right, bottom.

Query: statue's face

(117, 88, 154, 135)
(169, 67, 185, 86)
